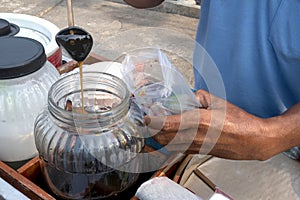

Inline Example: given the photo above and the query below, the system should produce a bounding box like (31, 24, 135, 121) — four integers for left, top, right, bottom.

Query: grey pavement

(0, 0, 200, 86)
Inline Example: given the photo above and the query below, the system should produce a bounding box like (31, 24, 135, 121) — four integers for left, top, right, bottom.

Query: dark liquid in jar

(41, 160, 140, 199)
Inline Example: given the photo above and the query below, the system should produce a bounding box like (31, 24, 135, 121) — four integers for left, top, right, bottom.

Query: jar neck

(48, 72, 130, 132)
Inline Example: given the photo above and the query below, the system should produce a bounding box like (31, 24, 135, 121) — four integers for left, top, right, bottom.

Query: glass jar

(34, 72, 145, 199)
(0, 37, 60, 163)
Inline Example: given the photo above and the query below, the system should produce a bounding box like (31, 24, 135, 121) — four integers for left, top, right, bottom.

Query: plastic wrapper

(121, 48, 200, 116)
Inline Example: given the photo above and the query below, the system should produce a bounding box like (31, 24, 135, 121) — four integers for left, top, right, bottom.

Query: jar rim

(48, 71, 130, 129)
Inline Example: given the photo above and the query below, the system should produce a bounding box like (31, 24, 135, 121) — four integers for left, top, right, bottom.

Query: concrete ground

(0, 0, 200, 86)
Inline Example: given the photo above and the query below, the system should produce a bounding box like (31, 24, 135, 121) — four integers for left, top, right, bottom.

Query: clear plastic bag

(121, 48, 201, 116)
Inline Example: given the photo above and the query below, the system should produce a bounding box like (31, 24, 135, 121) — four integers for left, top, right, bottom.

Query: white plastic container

(0, 37, 60, 162)
(0, 13, 62, 67)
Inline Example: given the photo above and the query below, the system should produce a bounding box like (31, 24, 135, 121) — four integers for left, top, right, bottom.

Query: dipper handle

(67, 0, 74, 27)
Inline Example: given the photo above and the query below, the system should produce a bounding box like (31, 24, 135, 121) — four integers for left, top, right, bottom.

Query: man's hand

(145, 90, 298, 161)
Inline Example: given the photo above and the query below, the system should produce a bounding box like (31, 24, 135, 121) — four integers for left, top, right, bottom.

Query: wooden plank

(17, 157, 41, 182)
(84, 52, 110, 64)
(131, 153, 187, 200)
(0, 161, 55, 200)
(0, 177, 29, 200)
(153, 153, 186, 178)
(57, 53, 110, 74)
(172, 154, 193, 183)
(56, 60, 78, 75)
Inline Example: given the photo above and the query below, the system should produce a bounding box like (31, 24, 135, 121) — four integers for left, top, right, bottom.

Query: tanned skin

(145, 90, 300, 160)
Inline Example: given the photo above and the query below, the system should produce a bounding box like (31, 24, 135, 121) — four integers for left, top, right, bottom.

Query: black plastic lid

(0, 37, 47, 79)
(0, 19, 20, 37)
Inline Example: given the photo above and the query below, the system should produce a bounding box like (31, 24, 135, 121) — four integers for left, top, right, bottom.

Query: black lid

(0, 19, 20, 37)
(0, 37, 47, 79)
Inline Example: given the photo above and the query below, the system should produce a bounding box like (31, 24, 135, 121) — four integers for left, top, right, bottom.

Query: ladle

(55, 27, 93, 113)
(55, 0, 93, 113)
(55, 27, 93, 62)
(55, 0, 93, 62)
(67, 0, 74, 27)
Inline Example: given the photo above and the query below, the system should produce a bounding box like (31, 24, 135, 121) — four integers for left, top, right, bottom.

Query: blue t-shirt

(193, 0, 300, 159)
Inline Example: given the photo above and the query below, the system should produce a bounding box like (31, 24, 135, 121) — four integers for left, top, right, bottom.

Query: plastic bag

(121, 48, 200, 116)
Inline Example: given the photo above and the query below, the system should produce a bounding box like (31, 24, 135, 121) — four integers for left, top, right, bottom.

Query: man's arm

(123, 0, 164, 8)
(145, 90, 300, 161)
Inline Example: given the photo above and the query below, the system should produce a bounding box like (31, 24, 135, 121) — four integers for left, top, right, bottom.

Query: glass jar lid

(0, 37, 46, 79)
(0, 18, 19, 37)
